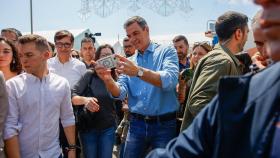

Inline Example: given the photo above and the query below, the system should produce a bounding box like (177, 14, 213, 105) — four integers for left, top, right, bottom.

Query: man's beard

(178, 53, 187, 61)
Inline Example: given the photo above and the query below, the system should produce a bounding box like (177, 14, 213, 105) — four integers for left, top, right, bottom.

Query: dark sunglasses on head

(72, 55, 80, 59)
(193, 41, 212, 52)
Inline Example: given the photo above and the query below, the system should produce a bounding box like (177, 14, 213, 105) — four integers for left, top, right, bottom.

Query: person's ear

(235, 28, 243, 41)
(43, 50, 51, 59)
(144, 26, 149, 33)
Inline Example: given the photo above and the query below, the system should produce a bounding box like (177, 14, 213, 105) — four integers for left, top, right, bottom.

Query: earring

(12, 59, 15, 64)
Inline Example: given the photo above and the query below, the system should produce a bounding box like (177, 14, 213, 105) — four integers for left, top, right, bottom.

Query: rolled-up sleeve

(158, 46, 179, 91)
(111, 74, 128, 101)
(60, 82, 75, 128)
(4, 82, 21, 140)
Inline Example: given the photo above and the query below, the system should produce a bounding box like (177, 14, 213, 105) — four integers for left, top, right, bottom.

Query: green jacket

(181, 44, 243, 131)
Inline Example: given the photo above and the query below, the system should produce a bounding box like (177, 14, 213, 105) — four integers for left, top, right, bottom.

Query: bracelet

(66, 144, 79, 151)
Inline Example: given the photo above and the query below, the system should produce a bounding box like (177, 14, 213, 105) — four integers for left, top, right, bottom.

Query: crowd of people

(0, 0, 279, 157)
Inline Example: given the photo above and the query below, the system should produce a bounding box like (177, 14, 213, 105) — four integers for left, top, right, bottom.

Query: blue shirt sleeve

(158, 46, 179, 91)
(110, 74, 128, 101)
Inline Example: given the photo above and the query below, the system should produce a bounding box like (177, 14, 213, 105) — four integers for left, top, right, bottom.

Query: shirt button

(144, 108, 146, 110)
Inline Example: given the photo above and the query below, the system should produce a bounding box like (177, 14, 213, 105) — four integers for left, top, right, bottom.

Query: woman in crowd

(71, 49, 80, 59)
(178, 42, 212, 105)
(72, 44, 118, 158)
(0, 37, 22, 80)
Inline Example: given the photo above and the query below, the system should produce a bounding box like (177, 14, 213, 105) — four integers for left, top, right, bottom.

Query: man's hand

(85, 97, 100, 112)
(116, 54, 139, 76)
(255, 54, 268, 69)
(94, 61, 113, 81)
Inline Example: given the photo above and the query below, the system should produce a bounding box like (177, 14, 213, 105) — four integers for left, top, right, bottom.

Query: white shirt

(4, 72, 75, 158)
(48, 56, 87, 88)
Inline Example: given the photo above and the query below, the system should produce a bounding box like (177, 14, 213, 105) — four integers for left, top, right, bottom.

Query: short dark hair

(54, 30, 74, 43)
(48, 41, 55, 52)
(18, 34, 50, 53)
(81, 37, 94, 47)
(215, 11, 248, 41)
(95, 44, 115, 61)
(0, 37, 22, 74)
(123, 16, 148, 29)
(1, 28, 22, 40)
(172, 35, 189, 46)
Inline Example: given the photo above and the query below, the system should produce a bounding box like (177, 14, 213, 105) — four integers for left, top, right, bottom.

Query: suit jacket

(181, 44, 243, 131)
(0, 72, 8, 158)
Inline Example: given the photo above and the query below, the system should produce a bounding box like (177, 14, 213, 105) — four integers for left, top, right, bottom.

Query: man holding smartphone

(95, 16, 179, 158)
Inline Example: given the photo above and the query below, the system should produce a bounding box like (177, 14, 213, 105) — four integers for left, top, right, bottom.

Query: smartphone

(96, 54, 117, 69)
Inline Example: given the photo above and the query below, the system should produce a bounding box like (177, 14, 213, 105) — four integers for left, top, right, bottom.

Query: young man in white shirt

(4, 34, 76, 158)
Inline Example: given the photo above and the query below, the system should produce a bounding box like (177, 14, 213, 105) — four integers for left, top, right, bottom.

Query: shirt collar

(54, 55, 73, 64)
(214, 44, 243, 68)
(25, 71, 50, 82)
(136, 42, 160, 57)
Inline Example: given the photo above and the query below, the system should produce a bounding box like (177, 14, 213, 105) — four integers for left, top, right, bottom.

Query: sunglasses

(72, 55, 80, 59)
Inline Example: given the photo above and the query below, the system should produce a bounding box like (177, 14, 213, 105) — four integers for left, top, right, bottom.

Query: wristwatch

(137, 67, 144, 77)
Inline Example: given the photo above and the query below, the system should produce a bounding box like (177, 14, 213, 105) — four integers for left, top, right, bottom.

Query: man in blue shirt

(95, 16, 179, 158)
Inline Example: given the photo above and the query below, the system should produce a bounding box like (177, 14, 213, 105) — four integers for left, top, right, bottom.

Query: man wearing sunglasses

(181, 11, 249, 131)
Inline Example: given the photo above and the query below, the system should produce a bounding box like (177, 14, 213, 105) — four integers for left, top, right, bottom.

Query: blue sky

(0, 0, 260, 43)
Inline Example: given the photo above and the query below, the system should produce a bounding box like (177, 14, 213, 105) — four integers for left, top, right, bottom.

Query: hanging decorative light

(78, 0, 192, 20)
(91, 0, 121, 18)
(177, 0, 193, 14)
(78, 0, 91, 21)
(143, 0, 178, 16)
(127, 0, 141, 12)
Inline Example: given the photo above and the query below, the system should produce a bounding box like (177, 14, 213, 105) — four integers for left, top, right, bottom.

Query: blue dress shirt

(116, 42, 179, 116)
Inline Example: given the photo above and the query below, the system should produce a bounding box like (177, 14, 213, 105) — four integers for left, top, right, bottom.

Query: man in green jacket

(181, 11, 249, 131)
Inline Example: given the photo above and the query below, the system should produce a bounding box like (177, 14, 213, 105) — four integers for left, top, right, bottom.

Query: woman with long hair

(72, 44, 118, 158)
(0, 37, 22, 80)
(178, 42, 212, 109)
